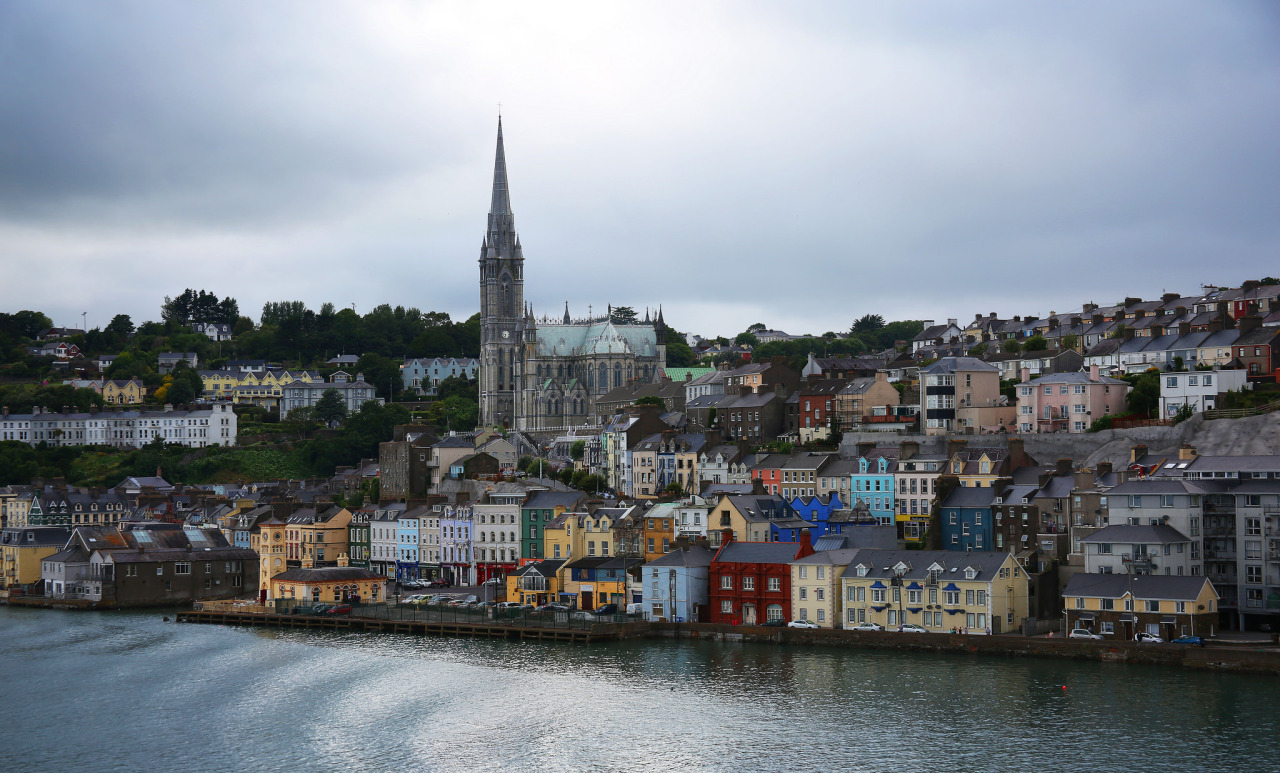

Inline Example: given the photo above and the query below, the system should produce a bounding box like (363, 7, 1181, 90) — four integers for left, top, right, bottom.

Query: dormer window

(856, 565, 868, 577)
(964, 567, 978, 580)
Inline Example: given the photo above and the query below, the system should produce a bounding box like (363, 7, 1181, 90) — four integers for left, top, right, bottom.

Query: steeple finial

(563, 302, 571, 324)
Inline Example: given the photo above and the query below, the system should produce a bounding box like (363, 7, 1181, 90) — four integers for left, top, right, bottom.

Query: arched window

(598, 363, 607, 392)
(614, 363, 622, 388)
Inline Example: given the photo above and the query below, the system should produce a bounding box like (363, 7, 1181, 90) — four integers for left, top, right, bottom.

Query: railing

(249, 599, 638, 630)
(1203, 399, 1280, 420)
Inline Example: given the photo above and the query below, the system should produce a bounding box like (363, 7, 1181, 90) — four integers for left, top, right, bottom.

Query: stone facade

(476, 119, 668, 432)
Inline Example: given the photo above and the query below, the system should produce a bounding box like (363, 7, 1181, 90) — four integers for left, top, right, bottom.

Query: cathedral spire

(563, 302, 571, 324)
(491, 116, 511, 217)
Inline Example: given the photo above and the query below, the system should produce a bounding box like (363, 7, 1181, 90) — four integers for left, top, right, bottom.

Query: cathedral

(478, 119, 668, 432)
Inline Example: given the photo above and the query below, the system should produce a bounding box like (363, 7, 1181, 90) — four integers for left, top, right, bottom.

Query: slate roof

(941, 486, 997, 508)
(272, 566, 385, 582)
(515, 559, 565, 578)
(723, 495, 795, 521)
(714, 540, 805, 565)
(644, 546, 716, 568)
(792, 548, 861, 566)
(919, 357, 999, 374)
(1079, 524, 1191, 544)
(523, 491, 586, 511)
(1062, 572, 1212, 602)
(1025, 372, 1127, 385)
(841, 549, 1011, 581)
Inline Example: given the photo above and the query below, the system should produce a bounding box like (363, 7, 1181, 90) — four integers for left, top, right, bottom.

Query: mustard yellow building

(1063, 573, 1218, 639)
(269, 555, 388, 605)
(0, 488, 32, 528)
(791, 549, 860, 628)
(254, 516, 289, 598)
(507, 559, 565, 606)
(102, 378, 145, 405)
(285, 506, 352, 566)
(1, 526, 69, 592)
(840, 550, 1029, 634)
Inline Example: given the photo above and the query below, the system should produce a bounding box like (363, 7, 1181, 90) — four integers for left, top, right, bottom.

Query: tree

(969, 342, 988, 357)
(635, 395, 665, 407)
(851, 314, 885, 335)
(105, 314, 134, 340)
(356, 353, 402, 401)
(1172, 355, 1185, 372)
(610, 306, 639, 325)
(163, 289, 239, 324)
(1260, 277, 1279, 286)
(1003, 339, 1022, 355)
(164, 364, 203, 405)
(1060, 334, 1078, 352)
(746, 323, 767, 333)
(1023, 334, 1048, 352)
(734, 331, 759, 347)
(1110, 323, 1128, 339)
(665, 339, 696, 367)
(570, 440, 585, 461)
(315, 389, 348, 425)
(1123, 370, 1161, 418)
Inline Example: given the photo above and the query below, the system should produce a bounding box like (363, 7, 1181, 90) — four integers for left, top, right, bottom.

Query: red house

(750, 455, 785, 495)
(708, 528, 814, 625)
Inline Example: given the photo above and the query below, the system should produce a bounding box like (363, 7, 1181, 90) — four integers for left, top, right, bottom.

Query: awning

(1076, 613, 1095, 621)
(907, 582, 922, 590)
(943, 582, 960, 592)
(906, 608, 923, 614)
(1118, 614, 1136, 623)
(946, 608, 964, 615)
(871, 605, 887, 612)
(870, 581, 886, 589)
(1161, 616, 1177, 624)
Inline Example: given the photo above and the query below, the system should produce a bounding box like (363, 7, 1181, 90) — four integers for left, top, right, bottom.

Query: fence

(261, 598, 633, 631)
(1204, 399, 1280, 420)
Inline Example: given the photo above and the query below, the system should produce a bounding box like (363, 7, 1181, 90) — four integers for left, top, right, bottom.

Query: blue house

(850, 451, 899, 525)
(770, 517, 818, 543)
(396, 511, 421, 582)
(641, 545, 716, 622)
(939, 486, 997, 551)
(787, 494, 844, 537)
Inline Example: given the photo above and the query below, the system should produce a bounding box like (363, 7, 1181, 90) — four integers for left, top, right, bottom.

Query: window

(720, 576, 733, 589)
(721, 600, 733, 614)
(871, 588, 885, 603)
(943, 590, 959, 605)
(768, 577, 781, 591)
(743, 576, 755, 591)
(174, 562, 191, 575)
(799, 587, 808, 600)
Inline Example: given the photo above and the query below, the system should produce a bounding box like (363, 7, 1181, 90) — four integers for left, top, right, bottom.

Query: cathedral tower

(478, 117, 524, 428)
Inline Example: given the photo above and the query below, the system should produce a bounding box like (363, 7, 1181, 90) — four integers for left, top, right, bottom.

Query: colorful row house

(840, 550, 1031, 634)
(708, 529, 814, 625)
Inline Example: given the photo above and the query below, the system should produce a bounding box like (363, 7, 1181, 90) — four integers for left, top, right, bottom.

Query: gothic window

(614, 363, 623, 388)
(598, 363, 607, 393)
(500, 273, 513, 316)
(557, 364, 564, 379)
(587, 368, 594, 390)
(627, 363, 633, 383)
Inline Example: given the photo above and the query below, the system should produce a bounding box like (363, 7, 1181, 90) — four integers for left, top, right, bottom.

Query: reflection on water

(0, 607, 1275, 772)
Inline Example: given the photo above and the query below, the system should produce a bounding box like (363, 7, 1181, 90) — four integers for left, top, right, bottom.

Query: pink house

(1014, 365, 1129, 433)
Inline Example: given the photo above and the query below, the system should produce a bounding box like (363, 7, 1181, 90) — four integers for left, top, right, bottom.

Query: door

(743, 603, 757, 625)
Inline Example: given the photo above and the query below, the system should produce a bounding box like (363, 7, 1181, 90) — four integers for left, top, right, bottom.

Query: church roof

(534, 320, 658, 358)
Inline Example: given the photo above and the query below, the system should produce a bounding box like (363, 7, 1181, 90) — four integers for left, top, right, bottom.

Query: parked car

(534, 603, 570, 614)
(897, 624, 929, 634)
(309, 603, 333, 614)
(591, 603, 618, 616)
(324, 604, 352, 616)
(1068, 629, 1104, 640)
(787, 620, 820, 629)
(625, 603, 644, 616)
(760, 619, 786, 627)
(1171, 635, 1206, 646)
(1134, 632, 1164, 644)
(849, 622, 884, 632)
(427, 579, 451, 588)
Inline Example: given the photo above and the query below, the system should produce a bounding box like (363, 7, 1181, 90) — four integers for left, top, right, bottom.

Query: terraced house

(841, 550, 1030, 634)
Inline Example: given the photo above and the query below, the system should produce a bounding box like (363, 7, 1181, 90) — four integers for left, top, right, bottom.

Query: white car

(849, 622, 884, 632)
(1068, 628, 1104, 640)
(787, 620, 820, 629)
(897, 624, 929, 634)
(1134, 632, 1164, 644)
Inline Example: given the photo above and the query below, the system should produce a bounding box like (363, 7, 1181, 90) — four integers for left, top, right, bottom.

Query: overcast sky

(2, 1, 1278, 340)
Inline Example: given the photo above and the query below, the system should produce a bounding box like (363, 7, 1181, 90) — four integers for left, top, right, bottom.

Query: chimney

(1162, 292, 1179, 304)
(1020, 367, 1030, 383)
(740, 386, 752, 397)
(1121, 328, 1135, 341)
(947, 318, 957, 327)
(1238, 315, 1262, 335)
(797, 528, 812, 554)
(1178, 321, 1191, 337)
(1133, 309, 1146, 320)
(1056, 458, 1073, 476)
(1130, 444, 1148, 464)
(1089, 364, 1100, 382)
(993, 478, 1012, 498)
(1241, 280, 1261, 292)
(337, 552, 349, 567)
(975, 313, 983, 321)
(1083, 303, 1098, 313)
(856, 441, 876, 458)
(1092, 313, 1103, 326)
(1124, 297, 1142, 307)
(1178, 444, 1197, 461)
(1073, 469, 1093, 491)
(1007, 438, 1028, 468)
(899, 440, 919, 460)
(1038, 470, 1053, 488)
(946, 438, 967, 459)
(721, 528, 734, 546)
(1098, 461, 1113, 477)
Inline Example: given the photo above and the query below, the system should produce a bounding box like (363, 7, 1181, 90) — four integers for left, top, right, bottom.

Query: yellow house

(268, 555, 388, 605)
(102, 378, 145, 405)
(0, 488, 32, 528)
(790, 549, 860, 628)
(709, 493, 791, 545)
(1062, 573, 1218, 639)
(286, 506, 352, 567)
(1, 526, 69, 592)
(506, 559, 565, 606)
(947, 449, 1005, 488)
(840, 550, 1029, 634)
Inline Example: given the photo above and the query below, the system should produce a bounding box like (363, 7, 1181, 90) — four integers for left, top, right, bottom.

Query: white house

(1159, 370, 1249, 418)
